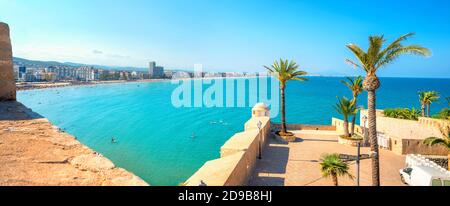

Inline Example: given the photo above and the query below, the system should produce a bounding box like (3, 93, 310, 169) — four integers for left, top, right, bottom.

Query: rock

(69, 154, 115, 172)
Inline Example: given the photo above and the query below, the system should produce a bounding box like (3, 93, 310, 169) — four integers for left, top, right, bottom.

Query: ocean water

(17, 77, 450, 185)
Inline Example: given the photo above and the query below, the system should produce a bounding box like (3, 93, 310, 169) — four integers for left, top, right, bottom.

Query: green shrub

(432, 108, 450, 120)
(383, 108, 420, 120)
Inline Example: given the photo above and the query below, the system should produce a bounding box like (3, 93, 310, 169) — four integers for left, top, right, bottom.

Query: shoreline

(16, 79, 170, 91)
(15, 76, 265, 91)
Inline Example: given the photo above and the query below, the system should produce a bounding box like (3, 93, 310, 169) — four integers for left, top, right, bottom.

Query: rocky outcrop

(0, 101, 149, 186)
(0, 22, 16, 101)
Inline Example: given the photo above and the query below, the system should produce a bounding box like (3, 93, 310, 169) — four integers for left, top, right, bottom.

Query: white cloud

(12, 43, 146, 67)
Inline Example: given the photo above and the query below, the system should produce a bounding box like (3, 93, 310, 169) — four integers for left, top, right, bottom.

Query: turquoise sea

(17, 77, 450, 185)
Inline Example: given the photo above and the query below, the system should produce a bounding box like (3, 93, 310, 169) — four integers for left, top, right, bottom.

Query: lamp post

(362, 115, 368, 146)
(356, 141, 361, 186)
(357, 115, 368, 186)
(257, 120, 262, 159)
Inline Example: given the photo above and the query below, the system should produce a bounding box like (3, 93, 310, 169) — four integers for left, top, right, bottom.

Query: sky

(1, 0, 450, 77)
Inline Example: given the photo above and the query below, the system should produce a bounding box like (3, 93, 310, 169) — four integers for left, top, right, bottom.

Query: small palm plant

(341, 76, 363, 135)
(423, 126, 450, 170)
(346, 33, 430, 186)
(334, 97, 358, 137)
(320, 153, 353, 186)
(265, 59, 308, 137)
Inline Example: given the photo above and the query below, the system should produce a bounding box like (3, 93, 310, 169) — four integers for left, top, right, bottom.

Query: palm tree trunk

(421, 104, 425, 117)
(343, 119, 350, 137)
(332, 173, 338, 186)
(350, 98, 358, 136)
(367, 90, 380, 186)
(280, 84, 287, 134)
(350, 116, 356, 136)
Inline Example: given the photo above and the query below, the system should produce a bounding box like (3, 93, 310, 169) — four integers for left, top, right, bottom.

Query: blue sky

(1, 0, 450, 77)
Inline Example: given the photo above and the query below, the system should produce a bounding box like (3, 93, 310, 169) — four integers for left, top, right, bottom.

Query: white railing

(406, 154, 450, 176)
(377, 132, 391, 150)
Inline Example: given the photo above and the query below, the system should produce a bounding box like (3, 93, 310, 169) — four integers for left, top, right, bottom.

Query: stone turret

(252, 103, 270, 117)
(0, 22, 16, 101)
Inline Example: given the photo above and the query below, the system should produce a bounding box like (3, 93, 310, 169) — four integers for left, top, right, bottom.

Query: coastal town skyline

(1, 0, 450, 78)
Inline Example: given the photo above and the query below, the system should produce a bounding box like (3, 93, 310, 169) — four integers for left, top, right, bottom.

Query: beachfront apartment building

(13, 63, 149, 83)
(148, 61, 165, 78)
(74, 66, 95, 81)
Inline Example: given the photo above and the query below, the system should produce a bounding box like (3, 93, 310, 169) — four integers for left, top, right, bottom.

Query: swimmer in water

(111, 137, 117, 143)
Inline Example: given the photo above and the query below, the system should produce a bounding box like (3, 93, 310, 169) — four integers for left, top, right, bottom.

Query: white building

(148, 61, 165, 78)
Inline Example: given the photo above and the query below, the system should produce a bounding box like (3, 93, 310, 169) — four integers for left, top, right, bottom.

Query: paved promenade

(249, 130, 406, 186)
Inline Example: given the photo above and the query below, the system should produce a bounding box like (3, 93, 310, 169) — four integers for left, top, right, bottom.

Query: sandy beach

(15, 79, 170, 91)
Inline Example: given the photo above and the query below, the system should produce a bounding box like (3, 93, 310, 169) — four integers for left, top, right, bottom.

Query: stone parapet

(0, 22, 16, 101)
(185, 103, 271, 186)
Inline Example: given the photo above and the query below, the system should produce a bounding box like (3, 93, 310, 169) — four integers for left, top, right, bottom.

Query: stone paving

(249, 130, 406, 186)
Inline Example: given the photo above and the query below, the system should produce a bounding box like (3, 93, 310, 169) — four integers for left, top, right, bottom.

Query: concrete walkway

(249, 130, 406, 186)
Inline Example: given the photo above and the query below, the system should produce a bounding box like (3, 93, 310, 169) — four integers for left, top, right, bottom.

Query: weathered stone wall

(418, 117, 450, 130)
(185, 104, 271, 186)
(0, 22, 16, 101)
(359, 110, 444, 140)
(358, 110, 448, 155)
(331, 117, 363, 135)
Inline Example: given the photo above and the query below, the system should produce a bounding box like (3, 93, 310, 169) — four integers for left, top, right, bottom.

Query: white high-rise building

(148, 61, 164, 78)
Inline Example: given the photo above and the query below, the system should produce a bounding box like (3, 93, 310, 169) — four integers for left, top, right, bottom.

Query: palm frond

(377, 45, 431, 69)
(345, 59, 362, 69)
(320, 154, 353, 180)
(341, 76, 363, 98)
(380, 32, 416, 57)
(346, 44, 368, 72)
(263, 59, 308, 83)
(423, 137, 449, 148)
(345, 33, 430, 76)
(334, 96, 356, 120)
(368, 35, 385, 65)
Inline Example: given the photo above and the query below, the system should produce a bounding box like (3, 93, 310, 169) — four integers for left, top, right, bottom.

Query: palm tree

(425, 91, 439, 117)
(341, 76, 363, 135)
(423, 126, 450, 170)
(419, 91, 440, 117)
(265, 59, 308, 136)
(334, 97, 358, 137)
(320, 153, 353, 186)
(346, 33, 430, 186)
(419, 91, 429, 117)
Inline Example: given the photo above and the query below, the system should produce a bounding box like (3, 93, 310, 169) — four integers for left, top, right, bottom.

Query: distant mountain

(13, 57, 147, 71)
(13, 57, 69, 67)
